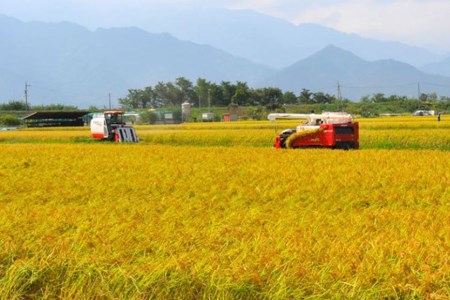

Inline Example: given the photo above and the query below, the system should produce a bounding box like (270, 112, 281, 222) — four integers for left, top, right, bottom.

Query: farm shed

(23, 111, 88, 127)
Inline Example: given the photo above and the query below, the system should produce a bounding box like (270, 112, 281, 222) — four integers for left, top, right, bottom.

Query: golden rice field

(0, 116, 449, 299)
(1, 116, 449, 150)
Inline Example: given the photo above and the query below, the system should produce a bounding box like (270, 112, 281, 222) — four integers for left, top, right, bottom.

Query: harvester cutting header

(268, 112, 359, 150)
(90, 110, 139, 142)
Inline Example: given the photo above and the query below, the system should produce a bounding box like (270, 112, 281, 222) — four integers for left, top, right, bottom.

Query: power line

(294, 80, 450, 93)
(421, 82, 450, 88)
(341, 82, 418, 89)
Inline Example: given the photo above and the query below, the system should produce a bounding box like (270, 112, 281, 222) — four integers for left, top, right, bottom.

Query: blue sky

(1, 0, 449, 53)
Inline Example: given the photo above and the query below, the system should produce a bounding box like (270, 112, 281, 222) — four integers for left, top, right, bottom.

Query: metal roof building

(23, 111, 88, 127)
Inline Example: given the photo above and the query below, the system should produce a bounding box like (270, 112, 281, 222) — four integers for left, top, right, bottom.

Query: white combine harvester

(90, 110, 139, 142)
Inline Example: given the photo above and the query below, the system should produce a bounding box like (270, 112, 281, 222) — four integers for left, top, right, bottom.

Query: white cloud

(230, 0, 450, 52)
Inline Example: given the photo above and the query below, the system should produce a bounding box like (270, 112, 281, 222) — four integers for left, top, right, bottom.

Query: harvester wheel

(279, 129, 295, 149)
(335, 142, 351, 150)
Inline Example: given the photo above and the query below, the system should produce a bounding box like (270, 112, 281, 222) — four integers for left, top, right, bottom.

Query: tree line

(1, 77, 449, 119)
(118, 77, 450, 114)
(118, 77, 340, 110)
(0, 101, 78, 111)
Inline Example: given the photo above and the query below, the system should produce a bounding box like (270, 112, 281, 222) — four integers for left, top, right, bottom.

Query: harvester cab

(268, 112, 359, 150)
(90, 111, 139, 142)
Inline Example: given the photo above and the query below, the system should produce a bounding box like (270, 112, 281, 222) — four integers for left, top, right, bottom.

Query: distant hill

(261, 45, 450, 100)
(0, 14, 272, 107)
(134, 7, 446, 69)
(421, 56, 450, 77)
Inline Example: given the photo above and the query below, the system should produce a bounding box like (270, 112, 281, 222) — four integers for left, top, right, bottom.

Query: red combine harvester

(90, 110, 139, 142)
(268, 112, 359, 150)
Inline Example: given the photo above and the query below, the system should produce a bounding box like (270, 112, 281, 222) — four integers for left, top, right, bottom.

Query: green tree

(313, 92, 335, 104)
(372, 93, 388, 103)
(361, 95, 370, 103)
(138, 110, 158, 124)
(231, 82, 250, 106)
(175, 77, 194, 105)
(208, 83, 224, 106)
(194, 78, 211, 108)
(298, 89, 313, 104)
(88, 105, 101, 112)
(248, 88, 263, 106)
(154, 82, 181, 106)
(119, 88, 155, 109)
(0, 115, 21, 125)
(141, 87, 153, 108)
(154, 82, 168, 106)
(31, 104, 78, 110)
(261, 87, 283, 110)
(119, 89, 139, 109)
(220, 81, 236, 106)
(246, 106, 267, 120)
(282, 91, 298, 104)
(166, 82, 182, 106)
(0, 100, 28, 111)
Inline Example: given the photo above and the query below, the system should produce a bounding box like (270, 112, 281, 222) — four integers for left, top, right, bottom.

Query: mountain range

(422, 57, 450, 77)
(263, 45, 450, 100)
(0, 14, 272, 107)
(132, 7, 446, 69)
(0, 12, 450, 107)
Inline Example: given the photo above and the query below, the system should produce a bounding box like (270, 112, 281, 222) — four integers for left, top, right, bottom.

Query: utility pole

(24, 82, 30, 111)
(337, 82, 342, 111)
(417, 82, 421, 100)
(208, 88, 211, 113)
